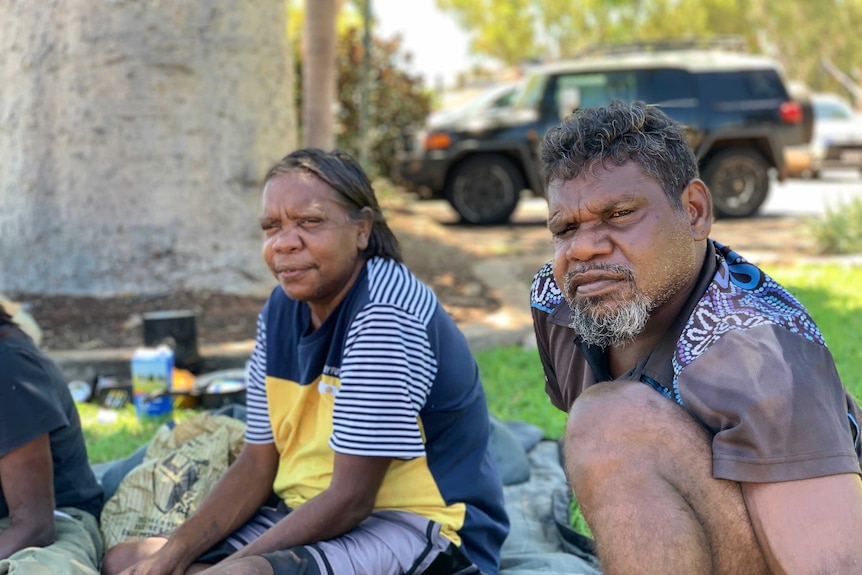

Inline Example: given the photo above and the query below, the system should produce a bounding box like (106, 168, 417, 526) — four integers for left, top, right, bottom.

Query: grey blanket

(493, 420, 601, 575)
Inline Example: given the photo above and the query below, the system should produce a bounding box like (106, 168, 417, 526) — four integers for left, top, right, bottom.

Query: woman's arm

(0, 433, 56, 559)
(124, 441, 280, 575)
(224, 451, 391, 560)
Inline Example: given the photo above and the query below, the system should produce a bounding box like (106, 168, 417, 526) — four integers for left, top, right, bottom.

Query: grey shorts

(199, 503, 479, 575)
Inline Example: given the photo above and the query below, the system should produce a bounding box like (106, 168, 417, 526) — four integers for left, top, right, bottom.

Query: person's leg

(261, 510, 475, 575)
(99, 536, 169, 575)
(184, 556, 273, 575)
(101, 504, 287, 575)
(0, 510, 102, 575)
(564, 380, 770, 575)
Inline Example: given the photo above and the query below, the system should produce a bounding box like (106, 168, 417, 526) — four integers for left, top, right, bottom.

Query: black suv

(396, 49, 812, 224)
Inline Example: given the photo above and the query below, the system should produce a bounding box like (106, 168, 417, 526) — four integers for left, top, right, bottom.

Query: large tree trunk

(302, 0, 338, 149)
(0, 0, 296, 296)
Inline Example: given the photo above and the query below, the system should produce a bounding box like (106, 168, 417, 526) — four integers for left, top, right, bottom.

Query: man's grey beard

(563, 266, 651, 349)
(567, 293, 651, 349)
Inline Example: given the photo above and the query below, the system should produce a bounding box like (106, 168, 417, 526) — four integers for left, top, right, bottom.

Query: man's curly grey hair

(540, 100, 698, 210)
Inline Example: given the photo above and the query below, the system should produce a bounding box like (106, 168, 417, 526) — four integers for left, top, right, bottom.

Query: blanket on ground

(92, 409, 601, 574)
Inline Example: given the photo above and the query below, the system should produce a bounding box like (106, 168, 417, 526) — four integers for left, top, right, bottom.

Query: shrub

(291, 21, 432, 180)
(807, 197, 862, 255)
(335, 27, 432, 179)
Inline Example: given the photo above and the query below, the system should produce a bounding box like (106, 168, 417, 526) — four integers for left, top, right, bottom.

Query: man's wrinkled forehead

(548, 161, 655, 203)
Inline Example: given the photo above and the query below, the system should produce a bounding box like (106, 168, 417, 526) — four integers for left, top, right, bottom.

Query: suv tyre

(702, 148, 770, 218)
(446, 155, 524, 225)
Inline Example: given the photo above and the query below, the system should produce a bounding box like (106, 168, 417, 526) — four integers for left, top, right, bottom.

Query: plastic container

(171, 367, 198, 409)
(131, 346, 174, 418)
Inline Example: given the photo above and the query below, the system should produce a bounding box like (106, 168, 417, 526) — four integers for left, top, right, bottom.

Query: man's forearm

(0, 519, 55, 559)
(226, 453, 390, 561)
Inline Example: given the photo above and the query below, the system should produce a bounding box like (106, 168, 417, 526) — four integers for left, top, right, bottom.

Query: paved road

(762, 169, 862, 217)
(411, 168, 862, 225)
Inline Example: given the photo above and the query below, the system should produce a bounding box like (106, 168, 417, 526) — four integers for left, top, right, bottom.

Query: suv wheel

(702, 149, 770, 218)
(446, 155, 524, 225)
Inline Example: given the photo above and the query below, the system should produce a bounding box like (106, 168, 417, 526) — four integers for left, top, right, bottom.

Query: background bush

(807, 197, 862, 255)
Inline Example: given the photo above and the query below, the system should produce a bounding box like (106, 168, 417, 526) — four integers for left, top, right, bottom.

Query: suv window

(639, 69, 697, 106)
(554, 72, 637, 110)
(515, 73, 549, 109)
(699, 70, 786, 102)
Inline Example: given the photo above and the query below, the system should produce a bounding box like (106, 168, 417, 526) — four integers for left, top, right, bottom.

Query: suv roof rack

(579, 36, 749, 57)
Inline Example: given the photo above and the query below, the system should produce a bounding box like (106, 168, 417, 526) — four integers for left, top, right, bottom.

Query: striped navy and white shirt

(245, 258, 438, 457)
(242, 256, 508, 575)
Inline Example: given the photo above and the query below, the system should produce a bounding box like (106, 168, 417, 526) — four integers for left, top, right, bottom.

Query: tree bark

(0, 0, 296, 296)
(302, 0, 338, 149)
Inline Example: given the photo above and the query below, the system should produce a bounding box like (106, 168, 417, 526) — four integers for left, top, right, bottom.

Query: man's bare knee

(564, 380, 706, 482)
(564, 381, 769, 574)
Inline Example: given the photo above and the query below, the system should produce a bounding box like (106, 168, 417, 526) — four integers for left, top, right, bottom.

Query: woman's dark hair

(264, 148, 402, 262)
(541, 100, 698, 210)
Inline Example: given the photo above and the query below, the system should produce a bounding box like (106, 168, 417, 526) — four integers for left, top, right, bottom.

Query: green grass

(80, 403, 199, 464)
(475, 345, 567, 439)
(764, 263, 862, 400)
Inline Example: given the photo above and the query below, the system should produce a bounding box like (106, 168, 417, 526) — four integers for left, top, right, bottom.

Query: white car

(808, 93, 862, 177)
(426, 82, 520, 128)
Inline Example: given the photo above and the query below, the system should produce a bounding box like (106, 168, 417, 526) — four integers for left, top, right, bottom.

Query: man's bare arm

(743, 473, 862, 574)
(0, 433, 56, 559)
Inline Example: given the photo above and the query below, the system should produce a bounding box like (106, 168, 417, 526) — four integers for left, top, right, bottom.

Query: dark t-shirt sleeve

(678, 324, 860, 483)
(0, 346, 69, 457)
(532, 306, 566, 412)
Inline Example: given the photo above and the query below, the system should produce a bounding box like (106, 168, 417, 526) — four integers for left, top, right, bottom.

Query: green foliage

(806, 197, 862, 255)
(436, 0, 540, 65)
(289, 11, 432, 179)
(435, 0, 862, 96)
(335, 27, 432, 179)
